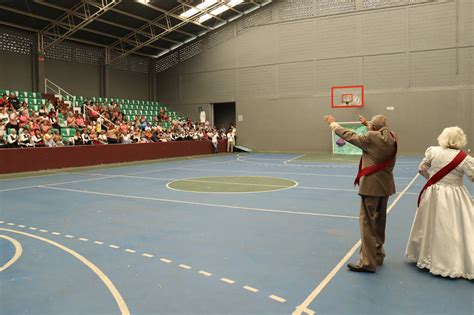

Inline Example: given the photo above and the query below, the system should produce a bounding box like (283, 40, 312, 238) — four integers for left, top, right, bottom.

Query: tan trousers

(227, 141, 234, 152)
(357, 195, 389, 271)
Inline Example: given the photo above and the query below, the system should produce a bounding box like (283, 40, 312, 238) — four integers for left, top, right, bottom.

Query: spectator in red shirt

(0, 93, 9, 108)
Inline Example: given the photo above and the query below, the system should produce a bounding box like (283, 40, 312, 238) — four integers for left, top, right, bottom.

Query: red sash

(354, 132, 397, 186)
(417, 150, 468, 207)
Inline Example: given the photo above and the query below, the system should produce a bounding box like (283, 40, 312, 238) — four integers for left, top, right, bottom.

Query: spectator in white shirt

(226, 131, 235, 153)
(211, 131, 219, 154)
(7, 129, 18, 147)
(18, 128, 32, 147)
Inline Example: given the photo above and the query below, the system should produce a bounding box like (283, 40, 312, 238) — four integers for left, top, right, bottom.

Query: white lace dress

(406, 146, 474, 280)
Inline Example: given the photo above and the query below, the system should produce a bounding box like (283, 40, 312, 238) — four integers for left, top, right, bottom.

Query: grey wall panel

(361, 9, 407, 55)
(157, 66, 180, 104)
(278, 61, 315, 96)
(277, 20, 315, 63)
(181, 69, 236, 103)
(458, 0, 473, 47)
(459, 48, 473, 85)
(236, 65, 277, 99)
(409, 49, 459, 87)
(236, 25, 276, 68)
(180, 39, 236, 74)
(0, 51, 32, 92)
(315, 57, 363, 92)
(157, 1, 471, 153)
(315, 16, 361, 59)
(180, 72, 207, 103)
(363, 53, 408, 89)
(409, 2, 457, 51)
(109, 68, 148, 100)
(45, 58, 100, 97)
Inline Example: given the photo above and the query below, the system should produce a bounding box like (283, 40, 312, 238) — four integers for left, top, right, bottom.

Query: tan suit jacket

(333, 125, 397, 196)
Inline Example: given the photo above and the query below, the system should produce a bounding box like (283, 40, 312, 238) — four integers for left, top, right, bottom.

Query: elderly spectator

(43, 129, 55, 147)
(226, 130, 235, 153)
(8, 92, 20, 110)
(18, 110, 30, 128)
(53, 130, 64, 147)
(75, 113, 85, 128)
(66, 112, 77, 128)
(0, 107, 9, 125)
(98, 130, 108, 144)
(7, 110, 19, 132)
(0, 133, 5, 147)
(90, 130, 100, 145)
(0, 120, 5, 138)
(74, 130, 83, 145)
(18, 128, 32, 147)
(0, 93, 9, 108)
(81, 129, 91, 145)
(39, 104, 48, 117)
(31, 129, 44, 147)
(106, 123, 119, 144)
(7, 129, 18, 147)
(211, 130, 219, 154)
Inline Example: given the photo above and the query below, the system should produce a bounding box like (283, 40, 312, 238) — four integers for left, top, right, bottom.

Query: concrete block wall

(157, 0, 473, 153)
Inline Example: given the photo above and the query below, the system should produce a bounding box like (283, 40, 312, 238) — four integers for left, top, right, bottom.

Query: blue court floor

(0, 153, 472, 315)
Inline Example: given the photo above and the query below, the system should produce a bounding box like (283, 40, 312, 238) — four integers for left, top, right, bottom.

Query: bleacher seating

(62, 94, 182, 128)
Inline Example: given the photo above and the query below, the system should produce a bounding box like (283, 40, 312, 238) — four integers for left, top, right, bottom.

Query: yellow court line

(0, 234, 23, 272)
(292, 173, 420, 315)
(0, 228, 130, 315)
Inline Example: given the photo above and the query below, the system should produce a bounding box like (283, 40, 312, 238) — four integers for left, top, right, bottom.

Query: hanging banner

(332, 122, 368, 155)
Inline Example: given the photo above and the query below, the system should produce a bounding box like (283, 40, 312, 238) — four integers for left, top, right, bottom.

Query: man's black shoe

(347, 263, 376, 273)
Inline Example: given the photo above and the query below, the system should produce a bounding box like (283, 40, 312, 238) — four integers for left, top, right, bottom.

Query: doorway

(212, 102, 236, 132)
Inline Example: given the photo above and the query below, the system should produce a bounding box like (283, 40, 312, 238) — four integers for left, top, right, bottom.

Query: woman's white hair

(437, 126, 467, 149)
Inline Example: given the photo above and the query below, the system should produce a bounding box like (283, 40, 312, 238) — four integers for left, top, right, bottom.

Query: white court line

(0, 159, 236, 193)
(220, 278, 235, 284)
(178, 264, 192, 270)
(142, 253, 154, 258)
(0, 171, 61, 182)
(38, 186, 358, 220)
(0, 228, 130, 315)
(178, 167, 414, 180)
(199, 271, 212, 277)
(284, 154, 306, 165)
(292, 173, 420, 315)
(160, 258, 172, 263)
(166, 176, 298, 195)
(48, 171, 365, 194)
(0, 185, 39, 192)
(269, 295, 287, 303)
(124, 249, 136, 253)
(243, 285, 259, 293)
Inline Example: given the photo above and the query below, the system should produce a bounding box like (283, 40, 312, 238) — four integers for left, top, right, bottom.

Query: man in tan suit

(324, 114, 397, 273)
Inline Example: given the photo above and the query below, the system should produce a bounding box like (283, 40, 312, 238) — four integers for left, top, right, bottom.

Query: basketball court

(1, 154, 472, 314)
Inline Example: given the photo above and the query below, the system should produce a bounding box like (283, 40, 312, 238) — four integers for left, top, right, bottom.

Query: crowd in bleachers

(0, 89, 236, 151)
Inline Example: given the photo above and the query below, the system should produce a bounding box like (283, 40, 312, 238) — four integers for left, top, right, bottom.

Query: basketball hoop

(331, 85, 364, 108)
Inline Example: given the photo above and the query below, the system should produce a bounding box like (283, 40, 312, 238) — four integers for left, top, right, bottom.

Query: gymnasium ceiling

(0, 0, 271, 62)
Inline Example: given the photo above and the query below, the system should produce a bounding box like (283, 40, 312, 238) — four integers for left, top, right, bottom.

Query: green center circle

(167, 176, 297, 193)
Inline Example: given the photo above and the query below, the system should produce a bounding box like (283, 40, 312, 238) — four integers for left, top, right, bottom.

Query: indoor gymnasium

(0, 0, 472, 314)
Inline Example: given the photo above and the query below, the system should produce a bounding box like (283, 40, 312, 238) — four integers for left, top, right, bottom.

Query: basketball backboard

(331, 85, 364, 108)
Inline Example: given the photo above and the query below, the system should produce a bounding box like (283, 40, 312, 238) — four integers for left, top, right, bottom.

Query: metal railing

(44, 78, 73, 98)
(83, 104, 118, 128)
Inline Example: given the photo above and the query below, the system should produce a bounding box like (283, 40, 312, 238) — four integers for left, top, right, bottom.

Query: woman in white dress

(406, 126, 473, 280)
